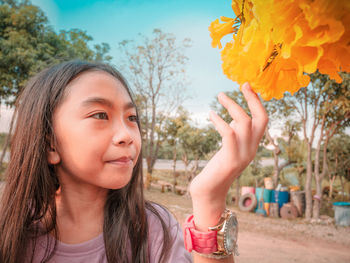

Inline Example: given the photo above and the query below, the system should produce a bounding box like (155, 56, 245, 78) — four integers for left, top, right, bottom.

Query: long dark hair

(0, 60, 172, 263)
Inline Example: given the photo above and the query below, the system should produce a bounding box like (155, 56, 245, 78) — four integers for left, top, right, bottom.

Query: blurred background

(0, 1, 349, 262)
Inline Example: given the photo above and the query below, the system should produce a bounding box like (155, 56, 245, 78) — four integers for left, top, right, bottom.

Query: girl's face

(49, 71, 141, 190)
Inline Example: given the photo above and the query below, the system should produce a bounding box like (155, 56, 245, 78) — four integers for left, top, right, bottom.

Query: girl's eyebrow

(81, 97, 135, 110)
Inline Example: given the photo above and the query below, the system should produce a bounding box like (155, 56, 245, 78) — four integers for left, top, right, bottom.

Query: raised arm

(188, 82, 268, 263)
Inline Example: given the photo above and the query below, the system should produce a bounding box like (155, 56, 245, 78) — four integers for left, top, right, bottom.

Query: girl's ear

(47, 147, 61, 165)
(47, 135, 61, 165)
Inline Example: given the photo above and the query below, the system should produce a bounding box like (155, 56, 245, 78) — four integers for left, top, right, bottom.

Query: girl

(0, 60, 268, 263)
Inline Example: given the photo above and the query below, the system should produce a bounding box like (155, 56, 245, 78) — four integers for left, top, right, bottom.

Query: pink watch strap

(183, 214, 218, 254)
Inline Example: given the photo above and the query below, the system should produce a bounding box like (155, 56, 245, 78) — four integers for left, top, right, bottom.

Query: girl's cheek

(135, 140, 142, 164)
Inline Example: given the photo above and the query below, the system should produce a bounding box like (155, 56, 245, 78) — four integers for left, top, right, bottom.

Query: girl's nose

(112, 123, 134, 146)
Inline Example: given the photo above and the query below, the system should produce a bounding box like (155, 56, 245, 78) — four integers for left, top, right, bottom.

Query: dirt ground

(1, 182, 349, 262)
(145, 187, 350, 263)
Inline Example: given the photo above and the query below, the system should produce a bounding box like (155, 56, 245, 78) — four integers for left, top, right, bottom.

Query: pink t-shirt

(26, 206, 192, 262)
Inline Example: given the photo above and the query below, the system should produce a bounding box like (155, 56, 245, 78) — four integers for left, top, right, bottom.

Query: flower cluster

(209, 0, 350, 100)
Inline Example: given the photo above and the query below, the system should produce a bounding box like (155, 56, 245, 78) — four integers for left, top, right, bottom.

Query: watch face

(224, 215, 238, 253)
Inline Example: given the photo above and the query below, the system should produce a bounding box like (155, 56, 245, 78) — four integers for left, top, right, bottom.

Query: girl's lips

(107, 157, 133, 166)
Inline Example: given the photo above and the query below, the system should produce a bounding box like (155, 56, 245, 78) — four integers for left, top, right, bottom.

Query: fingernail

(218, 92, 226, 100)
(242, 82, 251, 91)
(209, 110, 217, 120)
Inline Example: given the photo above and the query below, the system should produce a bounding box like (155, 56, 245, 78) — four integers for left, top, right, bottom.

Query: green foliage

(260, 165, 274, 178)
(93, 42, 112, 62)
(0, 0, 112, 106)
(163, 106, 190, 147)
(157, 141, 179, 160)
(57, 29, 112, 62)
(275, 71, 350, 135)
(279, 169, 298, 187)
(282, 133, 307, 166)
(327, 133, 350, 181)
(156, 107, 190, 159)
(240, 165, 265, 187)
(156, 108, 221, 162)
(178, 123, 220, 161)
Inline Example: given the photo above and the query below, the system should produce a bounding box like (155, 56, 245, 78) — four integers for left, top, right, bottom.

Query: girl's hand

(190, 82, 268, 233)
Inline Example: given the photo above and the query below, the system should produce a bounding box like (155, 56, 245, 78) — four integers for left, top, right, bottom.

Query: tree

(284, 134, 307, 189)
(162, 106, 190, 191)
(311, 72, 350, 218)
(118, 29, 191, 188)
(0, 0, 112, 168)
(276, 86, 320, 219)
(0, 0, 112, 106)
(58, 29, 112, 63)
(0, 1, 49, 105)
(275, 72, 350, 219)
(327, 133, 350, 199)
(93, 42, 112, 62)
(264, 120, 302, 187)
(178, 124, 220, 185)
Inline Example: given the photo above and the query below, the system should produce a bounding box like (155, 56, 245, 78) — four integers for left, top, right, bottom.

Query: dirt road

(145, 188, 350, 263)
(236, 230, 349, 263)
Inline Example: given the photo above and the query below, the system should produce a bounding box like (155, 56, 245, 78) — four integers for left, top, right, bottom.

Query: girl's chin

(103, 177, 133, 190)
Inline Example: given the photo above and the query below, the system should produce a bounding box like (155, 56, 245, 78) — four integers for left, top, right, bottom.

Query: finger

(217, 92, 251, 124)
(209, 111, 237, 147)
(241, 82, 267, 120)
(218, 92, 251, 147)
(229, 119, 236, 129)
(241, 82, 268, 142)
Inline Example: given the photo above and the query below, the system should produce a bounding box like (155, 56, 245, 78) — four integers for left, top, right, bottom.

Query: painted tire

(239, 193, 257, 212)
(280, 203, 298, 219)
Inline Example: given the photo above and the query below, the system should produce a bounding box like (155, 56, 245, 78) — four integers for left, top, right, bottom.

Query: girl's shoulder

(145, 202, 179, 230)
(145, 201, 193, 262)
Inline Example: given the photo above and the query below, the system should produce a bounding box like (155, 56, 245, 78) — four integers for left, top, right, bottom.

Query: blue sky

(30, 0, 239, 125)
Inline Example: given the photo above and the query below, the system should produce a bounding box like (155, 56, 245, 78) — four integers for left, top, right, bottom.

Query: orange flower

(255, 57, 310, 100)
(221, 20, 271, 85)
(209, 17, 235, 49)
(210, 0, 350, 100)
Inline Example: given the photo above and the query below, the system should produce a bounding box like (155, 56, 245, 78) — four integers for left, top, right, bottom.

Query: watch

(183, 209, 239, 258)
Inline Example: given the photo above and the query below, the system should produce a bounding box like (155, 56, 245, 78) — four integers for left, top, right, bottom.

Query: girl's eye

(91, 112, 108, 120)
(128, 115, 138, 122)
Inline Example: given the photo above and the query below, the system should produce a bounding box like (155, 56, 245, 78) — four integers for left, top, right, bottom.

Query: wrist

(189, 169, 239, 203)
(190, 182, 230, 231)
(183, 209, 239, 260)
(190, 176, 231, 204)
(191, 193, 226, 231)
